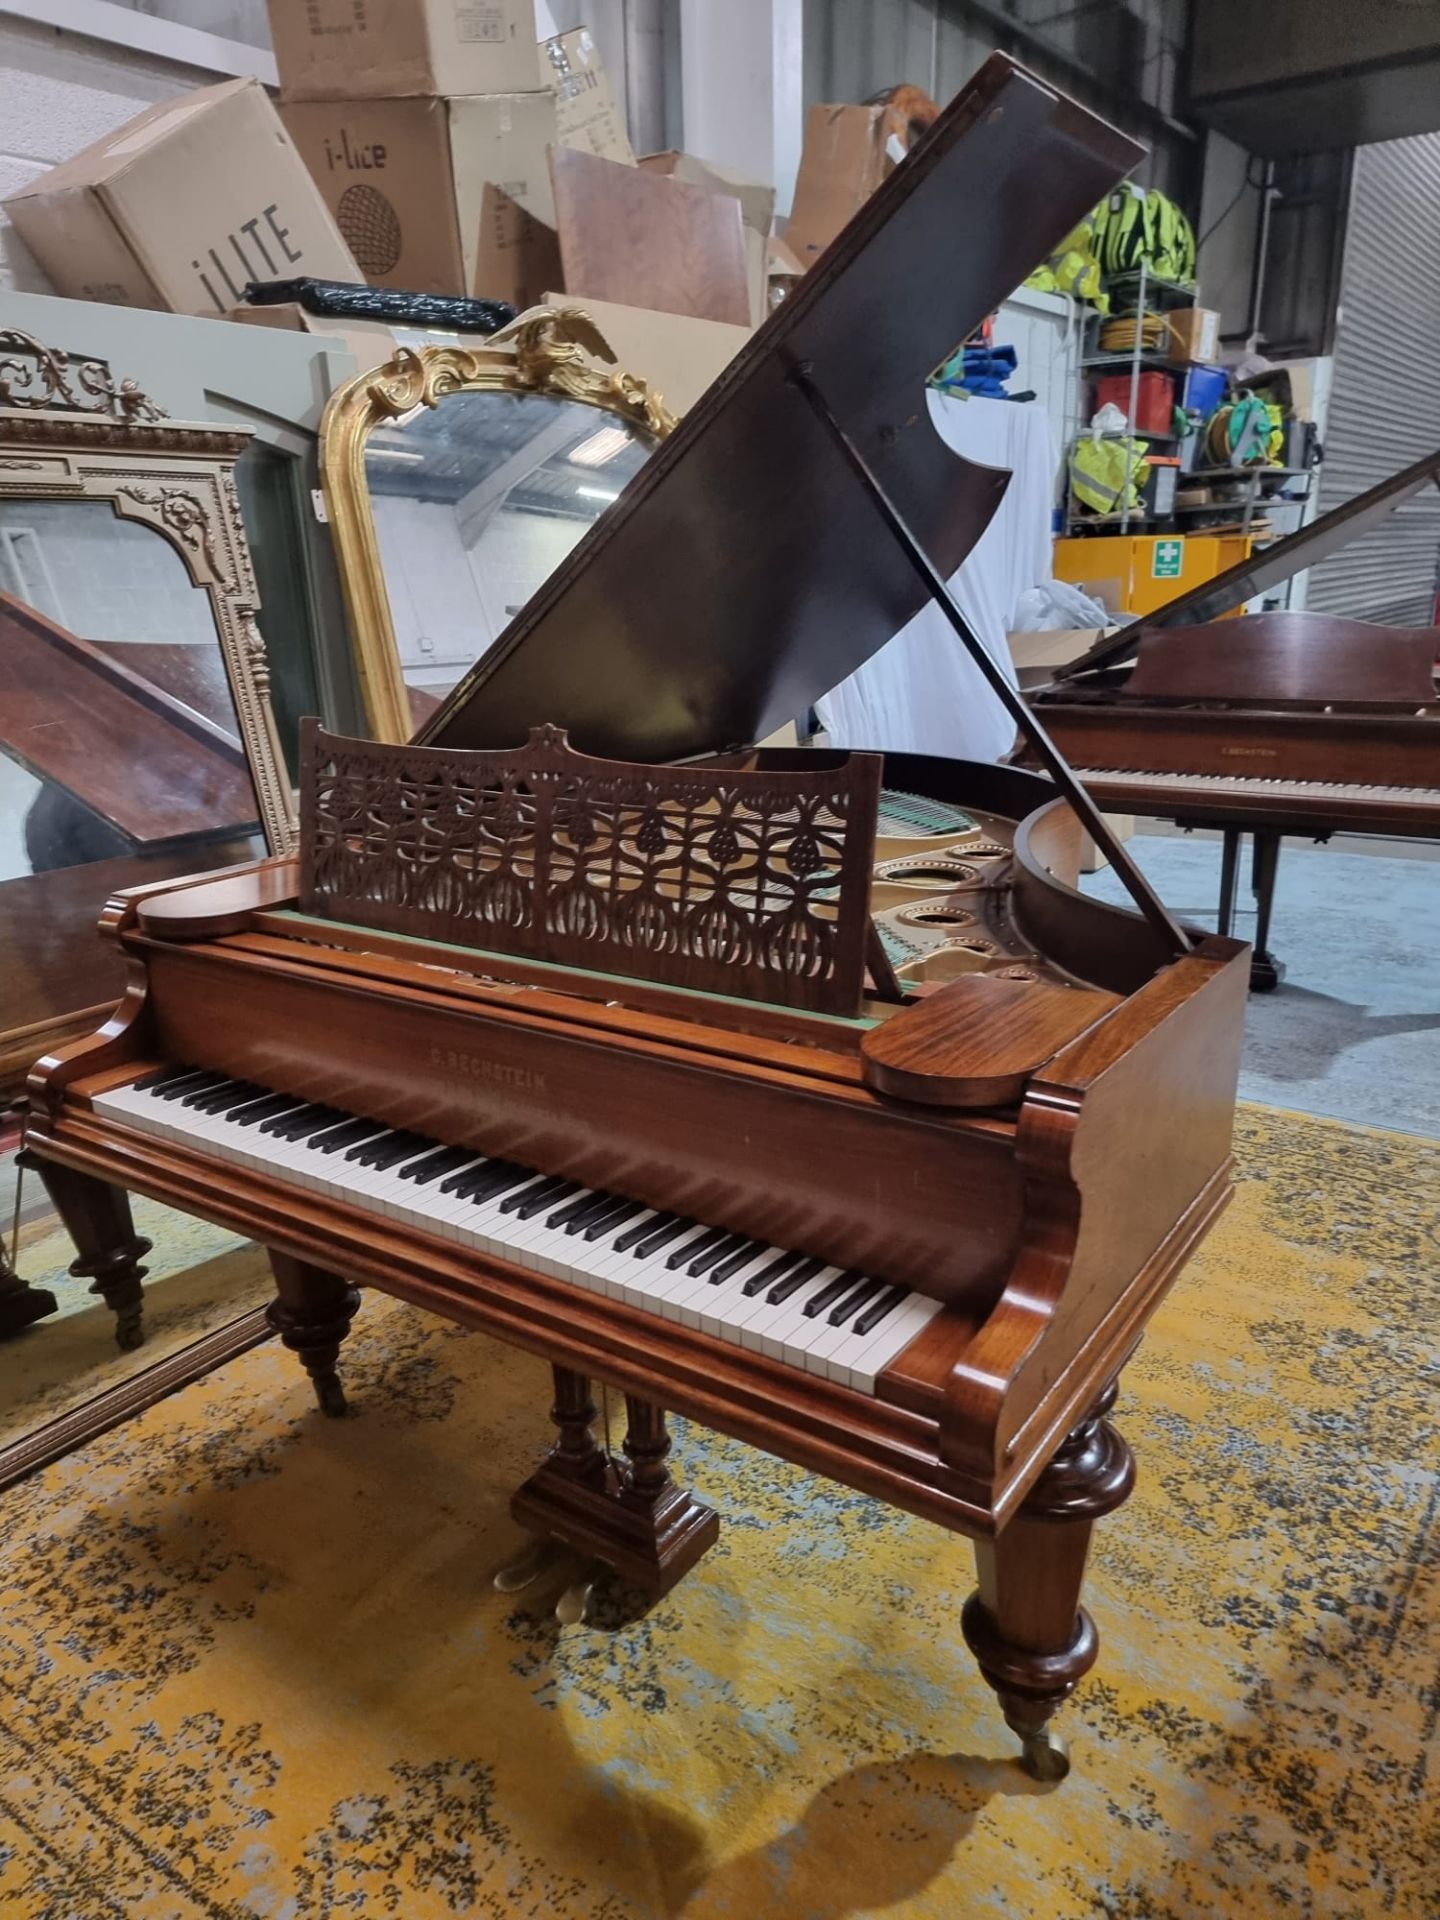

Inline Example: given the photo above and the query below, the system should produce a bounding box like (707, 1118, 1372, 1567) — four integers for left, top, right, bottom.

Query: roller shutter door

(1307, 133, 1440, 625)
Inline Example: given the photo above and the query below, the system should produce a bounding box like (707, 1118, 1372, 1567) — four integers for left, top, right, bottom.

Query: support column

(23, 1154, 151, 1350)
(267, 1251, 360, 1417)
(962, 1384, 1135, 1780)
(511, 1382, 718, 1598)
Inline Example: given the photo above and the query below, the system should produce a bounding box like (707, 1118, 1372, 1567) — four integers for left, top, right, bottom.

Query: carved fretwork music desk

(25, 54, 1249, 1782)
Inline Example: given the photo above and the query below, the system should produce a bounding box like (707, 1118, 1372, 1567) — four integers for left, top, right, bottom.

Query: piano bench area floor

(1084, 831, 1440, 1137)
(1, 1104, 1435, 1920)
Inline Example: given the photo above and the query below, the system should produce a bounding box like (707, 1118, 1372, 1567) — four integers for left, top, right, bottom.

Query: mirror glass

(365, 389, 655, 728)
(1, 499, 269, 1465)
(0, 499, 263, 1058)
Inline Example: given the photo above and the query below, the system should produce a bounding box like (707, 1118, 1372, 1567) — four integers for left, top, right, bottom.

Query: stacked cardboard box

(1, 79, 361, 315)
(271, 0, 560, 308)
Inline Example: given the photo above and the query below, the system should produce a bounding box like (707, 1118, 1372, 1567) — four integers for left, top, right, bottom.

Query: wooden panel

(136, 937, 1025, 1301)
(1123, 611, 1438, 706)
(27, 1108, 1001, 1535)
(0, 591, 258, 842)
(0, 833, 260, 1099)
(1034, 703, 1440, 794)
(424, 60, 1142, 764)
(551, 146, 751, 326)
(861, 975, 1119, 1108)
(298, 722, 882, 1017)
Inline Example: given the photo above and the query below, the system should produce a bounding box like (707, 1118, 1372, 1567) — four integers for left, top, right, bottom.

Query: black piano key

(133, 1064, 196, 1092)
(214, 1084, 284, 1118)
(311, 1117, 385, 1152)
(347, 1130, 424, 1166)
(584, 1201, 645, 1243)
(365, 1133, 441, 1172)
(741, 1251, 801, 1298)
(400, 1145, 476, 1185)
(826, 1275, 885, 1327)
(853, 1285, 909, 1337)
(707, 1240, 766, 1285)
(458, 1164, 530, 1204)
(547, 1189, 610, 1231)
(258, 1101, 331, 1136)
(188, 1080, 263, 1114)
(513, 1179, 582, 1221)
(499, 1175, 570, 1216)
(235, 1093, 308, 1128)
(268, 1105, 349, 1140)
(633, 1216, 694, 1259)
(438, 1157, 500, 1195)
(613, 1211, 675, 1254)
(766, 1256, 825, 1305)
(690, 1232, 754, 1279)
(666, 1226, 727, 1271)
(803, 1270, 864, 1319)
(176, 1075, 235, 1105)
(154, 1069, 226, 1101)
(562, 1193, 625, 1236)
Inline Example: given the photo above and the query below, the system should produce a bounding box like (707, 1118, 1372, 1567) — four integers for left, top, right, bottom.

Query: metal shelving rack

(1067, 261, 1197, 535)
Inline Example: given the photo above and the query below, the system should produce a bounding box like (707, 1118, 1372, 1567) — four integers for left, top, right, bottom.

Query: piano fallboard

(1034, 703, 1440, 839)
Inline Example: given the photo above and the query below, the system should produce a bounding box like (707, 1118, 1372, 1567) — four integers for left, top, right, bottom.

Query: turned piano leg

(962, 1385, 1135, 1781)
(267, 1252, 360, 1417)
(22, 1154, 152, 1350)
(1248, 831, 1286, 992)
(510, 1369, 719, 1601)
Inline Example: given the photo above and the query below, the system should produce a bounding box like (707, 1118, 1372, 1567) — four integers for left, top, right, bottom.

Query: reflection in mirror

(0, 502, 262, 1054)
(0, 504, 267, 1471)
(364, 390, 653, 727)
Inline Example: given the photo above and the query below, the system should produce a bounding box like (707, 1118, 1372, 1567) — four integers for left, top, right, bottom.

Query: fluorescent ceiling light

(568, 425, 632, 468)
(369, 447, 425, 463)
(576, 485, 620, 502)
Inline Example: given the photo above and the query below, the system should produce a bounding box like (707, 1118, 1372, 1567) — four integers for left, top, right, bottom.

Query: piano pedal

(555, 1559, 605, 1627)
(1020, 1728, 1070, 1783)
(492, 1532, 568, 1595)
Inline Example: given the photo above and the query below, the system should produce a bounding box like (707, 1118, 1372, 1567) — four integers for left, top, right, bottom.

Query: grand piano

(1028, 456, 1440, 987)
(22, 56, 1250, 1781)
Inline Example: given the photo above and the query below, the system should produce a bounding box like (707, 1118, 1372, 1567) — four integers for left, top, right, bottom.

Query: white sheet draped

(815, 390, 1057, 764)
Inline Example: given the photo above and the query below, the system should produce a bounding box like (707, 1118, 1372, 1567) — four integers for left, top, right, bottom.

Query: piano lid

(1052, 444, 1440, 682)
(419, 54, 1142, 763)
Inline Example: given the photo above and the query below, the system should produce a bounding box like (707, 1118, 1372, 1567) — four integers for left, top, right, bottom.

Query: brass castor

(313, 1372, 349, 1419)
(114, 1303, 146, 1352)
(1020, 1729, 1071, 1782)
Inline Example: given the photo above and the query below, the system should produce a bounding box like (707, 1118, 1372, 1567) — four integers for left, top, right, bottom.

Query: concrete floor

(1084, 830, 1440, 1138)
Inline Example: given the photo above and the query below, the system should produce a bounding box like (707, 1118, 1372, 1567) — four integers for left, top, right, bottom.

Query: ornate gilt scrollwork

(0, 328, 166, 422)
(319, 306, 678, 743)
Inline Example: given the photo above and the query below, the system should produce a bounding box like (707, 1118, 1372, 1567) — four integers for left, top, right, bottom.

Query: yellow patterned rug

(1, 1106, 1436, 1919)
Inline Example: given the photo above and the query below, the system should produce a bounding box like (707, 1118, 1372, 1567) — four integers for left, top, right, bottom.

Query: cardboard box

(786, 100, 917, 269)
(541, 28, 635, 166)
(282, 92, 557, 297)
(1166, 306, 1220, 363)
(475, 186, 563, 310)
(542, 290, 750, 417)
(266, 0, 538, 101)
(639, 150, 774, 326)
(2, 79, 360, 314)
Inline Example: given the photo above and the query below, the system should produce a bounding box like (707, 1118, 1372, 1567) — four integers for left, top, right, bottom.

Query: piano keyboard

(1076, 767, 1439, 809)
(92, 1068, 940, 1395)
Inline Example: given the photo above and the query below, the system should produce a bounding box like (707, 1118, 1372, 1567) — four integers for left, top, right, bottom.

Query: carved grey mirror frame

(0, 328, 295, 854)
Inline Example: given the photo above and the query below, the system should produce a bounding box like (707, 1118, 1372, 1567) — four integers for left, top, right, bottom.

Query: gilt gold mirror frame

(0, 328, 295, 1088)
(319, 306, 678, 743)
